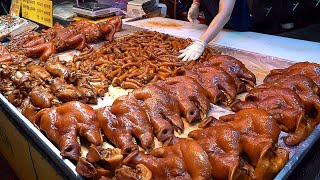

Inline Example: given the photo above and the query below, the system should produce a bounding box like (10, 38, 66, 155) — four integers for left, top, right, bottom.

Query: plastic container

(112, 0, 128, 11)
(97, 0, 114, 6)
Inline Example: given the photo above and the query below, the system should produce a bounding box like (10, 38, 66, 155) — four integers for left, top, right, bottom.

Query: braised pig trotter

(159, 76, 210, 123)
(132, 84, 183, 142)
(123, 139, 212, 180)
(206, 55, 256, 92)
(33, 101, 102, 160)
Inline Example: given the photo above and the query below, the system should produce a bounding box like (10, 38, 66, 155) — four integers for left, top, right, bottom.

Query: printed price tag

(10, 0, 21, 17)
(22, 0, 53, 27)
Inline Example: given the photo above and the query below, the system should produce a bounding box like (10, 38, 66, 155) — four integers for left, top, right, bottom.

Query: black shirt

(201, 0, 250, 31)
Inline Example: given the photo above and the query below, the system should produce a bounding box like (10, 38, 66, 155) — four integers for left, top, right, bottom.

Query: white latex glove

(178, 39, 207, 62)
(187, 2, 200, 24)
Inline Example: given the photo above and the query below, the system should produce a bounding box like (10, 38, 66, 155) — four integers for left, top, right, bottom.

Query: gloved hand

(187, 2, 200, 24)
(178, 39, 207, 62)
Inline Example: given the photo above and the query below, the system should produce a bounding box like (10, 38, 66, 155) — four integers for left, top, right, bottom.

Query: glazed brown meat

(219, 109, 287, 179)
(12, 71, 41, 94)
(40, 22, 65, 42)
(231, 88, 305, 130)
(63, 102, 101, 144)
(241, 134, 289, 180)
(70, 20, 103, 43)
(65, 31, 219, 91)
(259, 74, 320, 122)
(22, 22, 64, 49)
(0, 43, 27, 63)
(0, 43, 9, 55)
(75, 78, 98, 104)
(45, 58, 73, 80)
(76, 145, 123, 179)
(220, 108, 280, 142)
(7, 31, 40, 52)
(86, 145, 123, 165)
(7, 19, 122, 60)
(23, 42, 56, 61)
(264, 62, 320, 88)
(159, 76, 210, 123)
(123, 139, 212, 180)
(76, 157, 97, 178)
(20, 22, 84, 59)
(110, 95, 154, 151)
(226, 109, 289, 179)
(30, 86, 58, 108)
(99, 24, 116, 42)
(205, 55, 256, 92)
(33, 101, 102, 160)
(0, 54, 14, 62)
(96, 95, 154, 154)
(0, 43, 11, 62)
(23, 36, 46, 48)
(195, 109, 289, 180)
(27, 64, 52, 83)
(95, 107, 121, 151)
(53, 27, 87, 51)
(230, 87, 314, 145)
(189, 124, 242, 180)
(7, 89, 23, 106)
(20, 22, 86, 59)
(51, 77, 83, 102)
(71, 17, 120, 42)
(20, 97, 39, 121)
(115, 164, 152, 180)
(179, 66, 237, 105)
(102, 16, 123, 32)
(33, 108, 78, 160)
(98, 17, 122, 41)
(131, 84, 183, 142)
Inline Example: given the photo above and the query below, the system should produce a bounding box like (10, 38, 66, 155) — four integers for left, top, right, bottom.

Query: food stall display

(0, 15, 319, 180)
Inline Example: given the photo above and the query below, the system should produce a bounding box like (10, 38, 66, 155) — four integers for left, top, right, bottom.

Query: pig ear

(76, 157, 97, 178)
(122, 150, 140, 165)
(188, 129, 202, 140)
(229, 160, 242, 180)
(136, 164, 152, 180)
(198, 116, 218, 128)
(219, 114, 235, 122)
(101, 24, 116, 42)
(229, 99, 244, 112)
(32, 108, 47, 128)
(150, 146, 168, 158)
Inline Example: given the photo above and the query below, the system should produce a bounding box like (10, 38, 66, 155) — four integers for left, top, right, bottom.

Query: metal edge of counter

(275, 126, 320, 179)
(0, 94, 83, 180)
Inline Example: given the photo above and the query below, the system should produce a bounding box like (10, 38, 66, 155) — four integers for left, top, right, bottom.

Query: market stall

(0, 4, 320, 179)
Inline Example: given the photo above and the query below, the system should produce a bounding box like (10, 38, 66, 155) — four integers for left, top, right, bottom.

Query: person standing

(178, 0, 250, 61)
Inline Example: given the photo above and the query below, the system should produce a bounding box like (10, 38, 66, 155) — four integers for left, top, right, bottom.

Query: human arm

(199, 0, 236, 43)
(179, 0, 236, 61)
(187, 0, 201, 24)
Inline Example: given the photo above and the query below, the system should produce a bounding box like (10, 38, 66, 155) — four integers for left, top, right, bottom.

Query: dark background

(0, 0, 12, 15)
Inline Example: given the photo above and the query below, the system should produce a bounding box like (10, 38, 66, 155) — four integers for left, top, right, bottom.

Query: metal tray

(1, 32, 319, 179)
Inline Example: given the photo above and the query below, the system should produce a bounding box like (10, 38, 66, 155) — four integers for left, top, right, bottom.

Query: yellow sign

(10, 0, 22, 17)
(22, 0, 53, 27)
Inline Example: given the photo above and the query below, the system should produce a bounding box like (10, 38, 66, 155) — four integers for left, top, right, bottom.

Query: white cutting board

(124, 17, 320, 63)
(124, 17, 207, 40)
